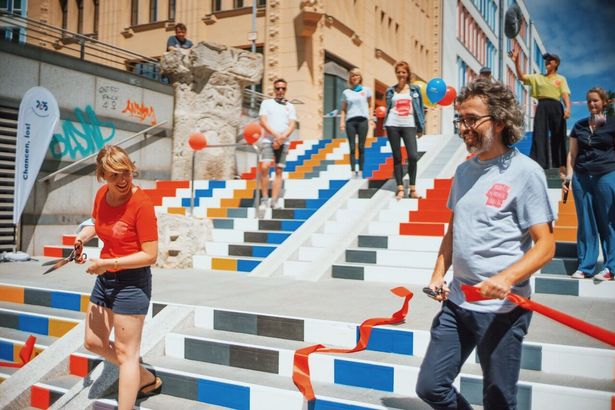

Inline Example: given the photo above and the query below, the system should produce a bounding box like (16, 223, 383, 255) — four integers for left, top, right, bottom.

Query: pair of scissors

(41, 245, 87, 275)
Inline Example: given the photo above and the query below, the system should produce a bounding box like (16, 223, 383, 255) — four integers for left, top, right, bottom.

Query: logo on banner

(33, 100, 50, 117)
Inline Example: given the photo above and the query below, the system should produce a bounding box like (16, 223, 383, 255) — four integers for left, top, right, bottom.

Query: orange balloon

(375, 106, 387, 119)
(244, 122, 262, 145)
(188, 131, 207, 151)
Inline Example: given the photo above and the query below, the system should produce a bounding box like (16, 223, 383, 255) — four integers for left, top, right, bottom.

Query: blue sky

(524, 0, 615, 126)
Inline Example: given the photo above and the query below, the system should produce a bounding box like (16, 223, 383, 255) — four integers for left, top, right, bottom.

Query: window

(323, 56, 352, 140)
(257, 0, 266, 7)
(130, 0, 138, 26)
(149, 0, 157, 22)
(234, 0, 244, 8)
(212, 0, 222, 12)
(76, 0, 84, 33)
(168, 0, 176, 20)
(1, 0, 25, 41)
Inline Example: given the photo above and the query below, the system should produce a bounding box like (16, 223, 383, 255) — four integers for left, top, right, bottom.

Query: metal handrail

(0, 11, 159, 64)
(38, 121, 168, 183)
(0, 11, 162, 79)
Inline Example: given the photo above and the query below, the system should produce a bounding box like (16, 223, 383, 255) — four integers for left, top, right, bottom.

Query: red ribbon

(461, 285, 615, 347)
(292, 287, 413, 402)
(0, 335, 36, 368)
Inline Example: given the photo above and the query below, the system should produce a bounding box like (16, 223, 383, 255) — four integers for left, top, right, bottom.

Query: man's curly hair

(457, 80, 525, 146)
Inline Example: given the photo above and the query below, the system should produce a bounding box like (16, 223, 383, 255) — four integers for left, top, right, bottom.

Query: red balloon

(437, 86, 457, 107)
(375, 106, 387, 119)
(188, 131, 207, 151)
(244, 122, 262, 145)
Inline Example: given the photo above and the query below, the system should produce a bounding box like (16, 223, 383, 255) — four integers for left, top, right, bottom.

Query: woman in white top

(384, 61, 426, 199)
(340, 68, 373, 177)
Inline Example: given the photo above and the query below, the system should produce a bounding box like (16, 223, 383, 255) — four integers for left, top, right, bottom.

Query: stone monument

(161, 42, 263, 180)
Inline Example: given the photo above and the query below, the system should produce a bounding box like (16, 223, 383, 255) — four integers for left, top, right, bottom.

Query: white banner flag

(13, 87, 60, 225)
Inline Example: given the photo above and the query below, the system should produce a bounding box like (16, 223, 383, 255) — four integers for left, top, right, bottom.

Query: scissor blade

(43, 259, 69, 274)
(41, 258, 65, 266)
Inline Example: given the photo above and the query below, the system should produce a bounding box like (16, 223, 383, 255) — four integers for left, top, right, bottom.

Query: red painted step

(409, 209, 452, 223)
(156, 180, 189, 190)
(418, 197, 448, 209)
(433, 178, 453, 190)
(62, 235, 76, 246)
(423, 188, 450, 200)
(399, 222, 445, 236)
(43, 246, 66, 258)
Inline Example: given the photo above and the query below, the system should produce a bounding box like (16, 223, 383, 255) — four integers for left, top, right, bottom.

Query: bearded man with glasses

(416, 80, 556, 410)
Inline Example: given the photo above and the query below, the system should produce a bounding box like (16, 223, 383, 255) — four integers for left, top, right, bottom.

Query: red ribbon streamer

(292, 287, 413, 402)
(0, 335, 36, 368)
(461, 285, 615, 347)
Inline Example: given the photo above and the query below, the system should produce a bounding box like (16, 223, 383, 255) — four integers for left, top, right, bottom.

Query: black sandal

(409, 189, 422, 199)
(137, 370, 162, 399)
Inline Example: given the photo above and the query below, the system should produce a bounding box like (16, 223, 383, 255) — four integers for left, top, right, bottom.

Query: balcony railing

(0, 10, 162, 81)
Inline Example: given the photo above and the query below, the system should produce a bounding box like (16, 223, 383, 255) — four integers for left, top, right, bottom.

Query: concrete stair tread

(0, 301, 85, 320)
(0, 366, 19, 377)
(206, 241, 279, 248)
(144, 355, 423, 408)
(173, 326, 427, 368)
(167, 325, 615, 391)
(206, 255, 267, 261)
(0, 326, 58, 346)
(346, 247, 437, 255)
(97, 395, 231, 409)
(42, 374, 82, 390)
(332, 261, 434, 273)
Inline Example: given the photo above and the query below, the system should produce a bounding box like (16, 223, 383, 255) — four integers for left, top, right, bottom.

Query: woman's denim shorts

(90, 266, 152, 315)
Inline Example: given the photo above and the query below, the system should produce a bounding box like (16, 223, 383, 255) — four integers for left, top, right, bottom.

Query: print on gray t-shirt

(447, 148, 556, 313)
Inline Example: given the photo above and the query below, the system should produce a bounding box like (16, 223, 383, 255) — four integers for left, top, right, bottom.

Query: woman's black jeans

(346, 117, 368, 172)
(385, 126, 419, 186)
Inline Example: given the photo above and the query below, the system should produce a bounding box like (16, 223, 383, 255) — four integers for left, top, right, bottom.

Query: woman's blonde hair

(95, 145, 136, 182)
(347, 68, 363, 86)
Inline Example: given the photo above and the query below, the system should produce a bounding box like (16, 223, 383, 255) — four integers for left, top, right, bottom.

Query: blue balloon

(426, 78, 447, 104)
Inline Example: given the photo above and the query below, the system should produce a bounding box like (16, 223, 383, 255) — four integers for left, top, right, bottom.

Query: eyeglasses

(453, 114, 493, 130)
(274, 87, 286, 91)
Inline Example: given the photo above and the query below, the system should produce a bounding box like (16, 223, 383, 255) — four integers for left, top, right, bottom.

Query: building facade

(441, 0, 547, 134)
(17, 0, 443, 139)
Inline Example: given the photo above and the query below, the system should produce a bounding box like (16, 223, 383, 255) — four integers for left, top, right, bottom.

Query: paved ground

(1, 258, 613, 349)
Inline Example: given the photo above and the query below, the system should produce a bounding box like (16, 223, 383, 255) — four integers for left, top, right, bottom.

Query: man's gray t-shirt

(447, 148, 555, 313)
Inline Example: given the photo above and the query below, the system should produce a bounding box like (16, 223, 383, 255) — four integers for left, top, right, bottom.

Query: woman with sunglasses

(340, 67, 373, 177)
(74, 145, 161, 408)
(384, 61, 426, 199)
(563, 87, 615, 281)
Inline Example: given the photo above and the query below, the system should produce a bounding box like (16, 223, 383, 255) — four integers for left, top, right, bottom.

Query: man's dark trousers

(416, 300, 532, 409)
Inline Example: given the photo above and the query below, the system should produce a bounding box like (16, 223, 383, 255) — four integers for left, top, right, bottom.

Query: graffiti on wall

(98, 85, 120, 111)
(49, 105, 116, 161)
(122, 99, 157, 125)
(97, 85, 158, 125)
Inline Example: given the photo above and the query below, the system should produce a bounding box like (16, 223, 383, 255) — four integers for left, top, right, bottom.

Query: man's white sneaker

(594, 268, 613, 281)
(259, 198, 269, 211)
(570, 271, 588, 279)
(271, 199, 283, 210)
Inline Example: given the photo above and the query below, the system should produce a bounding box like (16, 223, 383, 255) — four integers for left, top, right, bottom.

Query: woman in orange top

(73, 145, 160, 409)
